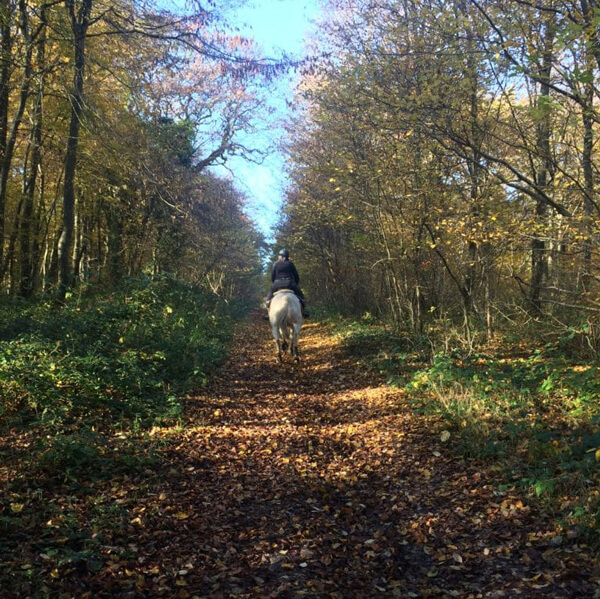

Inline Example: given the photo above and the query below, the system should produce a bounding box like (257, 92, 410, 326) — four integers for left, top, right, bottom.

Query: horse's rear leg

(279, 327, 289, 354)
(291, 324, 301, 362)
(272, 325, 283, 363)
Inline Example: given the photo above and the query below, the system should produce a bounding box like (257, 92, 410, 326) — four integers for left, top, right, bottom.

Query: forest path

(117, 313, 597, 598)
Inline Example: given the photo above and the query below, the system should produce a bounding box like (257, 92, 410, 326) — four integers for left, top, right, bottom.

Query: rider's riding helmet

(278, 248, 290, 259)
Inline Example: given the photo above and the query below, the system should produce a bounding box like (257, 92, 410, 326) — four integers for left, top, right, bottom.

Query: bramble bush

(0, 275, 234, 432)
(0, 276, 241, 585)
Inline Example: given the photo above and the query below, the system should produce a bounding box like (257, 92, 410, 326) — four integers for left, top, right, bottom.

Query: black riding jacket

(271, 259, 300, 284)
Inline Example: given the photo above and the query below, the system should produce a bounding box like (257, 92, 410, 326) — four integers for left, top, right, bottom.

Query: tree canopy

(0, 0, 279, 300)
(280, 0, 600, 345)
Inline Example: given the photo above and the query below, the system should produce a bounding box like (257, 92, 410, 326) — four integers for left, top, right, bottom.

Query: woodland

(1, 0, 600, 597)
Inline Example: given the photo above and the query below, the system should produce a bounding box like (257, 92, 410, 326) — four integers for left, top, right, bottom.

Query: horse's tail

(269, 291, 302, 362)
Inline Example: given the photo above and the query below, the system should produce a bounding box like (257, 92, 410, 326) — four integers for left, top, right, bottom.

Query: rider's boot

(301, 302, 310, 319)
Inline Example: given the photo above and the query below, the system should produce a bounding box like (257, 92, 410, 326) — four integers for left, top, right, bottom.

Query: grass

(328, 314, 600, 542)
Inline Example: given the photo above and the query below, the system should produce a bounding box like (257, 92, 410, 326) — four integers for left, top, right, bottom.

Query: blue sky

(212, 1, 321, 241)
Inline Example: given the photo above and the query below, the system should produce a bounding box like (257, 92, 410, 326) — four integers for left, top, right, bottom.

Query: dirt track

(85, 313, 600, 598)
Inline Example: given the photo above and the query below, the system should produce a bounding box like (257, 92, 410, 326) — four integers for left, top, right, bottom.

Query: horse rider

(265, 248, 309, 318)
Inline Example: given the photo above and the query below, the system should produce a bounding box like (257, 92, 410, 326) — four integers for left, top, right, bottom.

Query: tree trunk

(464, 78, 481, 317)
(0, 0, 34, 285)
(580, 1, 596, 293)
(0, 0, 13, 272)
(57, 0, 92, 301)
(529, 13, 555, 313)
(581, 80, 594, 292)
(19, 4, 46, 297)
(460, 4, 483, 320)
(105, 201, 124, 285)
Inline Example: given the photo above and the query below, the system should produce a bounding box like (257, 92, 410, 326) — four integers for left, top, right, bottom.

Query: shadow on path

(30, 313, 599, 598)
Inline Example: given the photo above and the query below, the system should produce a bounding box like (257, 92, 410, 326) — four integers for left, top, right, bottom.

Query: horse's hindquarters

(268, 292, 302, 363)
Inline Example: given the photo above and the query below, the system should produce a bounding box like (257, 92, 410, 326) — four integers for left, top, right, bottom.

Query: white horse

(268, 289, 303, 363)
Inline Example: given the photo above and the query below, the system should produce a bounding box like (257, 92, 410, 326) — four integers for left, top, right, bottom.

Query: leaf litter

(1, 312, 599, 598)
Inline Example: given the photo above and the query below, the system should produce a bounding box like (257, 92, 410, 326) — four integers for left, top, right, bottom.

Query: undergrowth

(331, 314, 600, 542)
(0, 275, 236, 481)
(0, 276, 240, 586)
